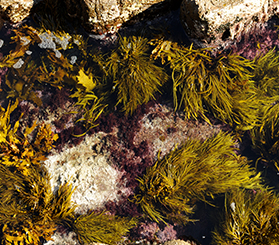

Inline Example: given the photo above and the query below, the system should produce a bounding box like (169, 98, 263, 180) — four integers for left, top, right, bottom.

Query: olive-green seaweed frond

(70, 67, 107, 136)
(67, 211, 137, 244)
(70, 89, 107, 136)
(2, 56, 43, 106)
(150, 41, 259, 129)
(250, 98, 279, 171)
(253, 48, 279, 97)
(0, 164, 76, 245)
(133, 131, 262, 224)
(106, 36, 168, 115)
(248, 50, 279, 169)
(213, 188, 279, 245)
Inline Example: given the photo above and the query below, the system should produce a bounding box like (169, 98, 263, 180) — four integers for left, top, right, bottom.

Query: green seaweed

(66, 211, 137, 244)
(250, 100, 279, 170)
(150, 40, 259, 130)
(106, 35, 168, 115)
(4, 58, 43, 106)
(133, 131, 263, 224)
(70, 90, 107, 136)
(69, 65, 108, 136)
(0, 100, 137, 244)
(0, 163, 76, 245)
(213, 188, 279, 245)
(253, 49, 279, 97)
(250, 50, 279, 170)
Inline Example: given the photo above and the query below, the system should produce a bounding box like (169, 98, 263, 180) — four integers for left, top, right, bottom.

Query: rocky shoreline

(1, 1, 279, 245)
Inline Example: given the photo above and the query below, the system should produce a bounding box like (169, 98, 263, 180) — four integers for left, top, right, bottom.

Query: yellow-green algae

(0, 100, 137, 244)
(250, 50, 279, 170)
(65, 211, 137, 244)
(213, 188, 279, 245)
(106, 35, 168, 115)
(0, 99, 58, 174)
(0, 23, 270, 132)
(2, 21, 279, 244)
(0, 164, 75, 245)
(0, 100, 74, 244)
(133, 131, 263, 224)
(150, 39, 261, 130)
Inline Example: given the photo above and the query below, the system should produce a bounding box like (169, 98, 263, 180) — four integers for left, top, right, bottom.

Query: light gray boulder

(0, 0, 170, 34)
(180, 0, 279, 47)
(63, 0, 168, 34)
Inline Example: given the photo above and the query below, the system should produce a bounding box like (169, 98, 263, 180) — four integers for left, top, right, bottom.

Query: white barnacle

(70, 56, 77, 65)
(13, 58, 24, 69)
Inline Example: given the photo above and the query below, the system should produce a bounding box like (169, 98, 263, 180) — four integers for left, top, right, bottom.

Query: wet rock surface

(180, 0, 279, 48)
(0, 0, 43, 23)
(1, 0, 279, 50)
(64, 0, 170, 34)
(1, 1, 279, 245)
(0, 0, 179, 34)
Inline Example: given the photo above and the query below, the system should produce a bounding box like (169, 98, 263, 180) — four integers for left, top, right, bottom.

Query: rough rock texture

(180, 0, 279, 47)
(163, 240, 194, 245)
(0, 0, 43, 23)
(64, 0, 169, 34)
(0, 0, 178, 34)
(44, 132, 132, 215)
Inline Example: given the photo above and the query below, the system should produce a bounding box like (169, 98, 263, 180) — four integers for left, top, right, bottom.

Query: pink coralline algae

(132, 221, 177, 243)
(227, 17, 279, 59)
(156, 224, 178, 243)
(134, 222, 160, 241)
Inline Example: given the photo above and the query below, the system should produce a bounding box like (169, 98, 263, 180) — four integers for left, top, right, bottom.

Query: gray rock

(163, 239, 194, 245)
(64, 0, 168, 34)
(0, 0, 172, 35)
(180, 0, 279, 47)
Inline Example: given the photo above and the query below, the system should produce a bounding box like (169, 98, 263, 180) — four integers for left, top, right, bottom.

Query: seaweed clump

(0, 100, 58, 174)
(150, 40, 260, 130)
(0, 158, 76, 245)
(213, 188, 279, 245)
(0, 100, 74, 244)
(107, 36, 168, 115)
(250, 50, 279, 170)
(65, 211, 137, 244)
(133, 131, 262, 224)
(250, 102, 279, 170)
(0, 100, 137, 244)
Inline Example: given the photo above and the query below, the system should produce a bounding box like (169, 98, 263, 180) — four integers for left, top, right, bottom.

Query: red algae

(225, 16, 279, 59)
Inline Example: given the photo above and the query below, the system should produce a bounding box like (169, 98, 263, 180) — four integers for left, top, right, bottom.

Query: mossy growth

(133, 131, 262, 224)
(0, 163, 76, 245)
(150, 40, 260, 130)
(106, 35, 168, 115)
(213, 188, 279, 245)
(65, 211, 137, 244)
